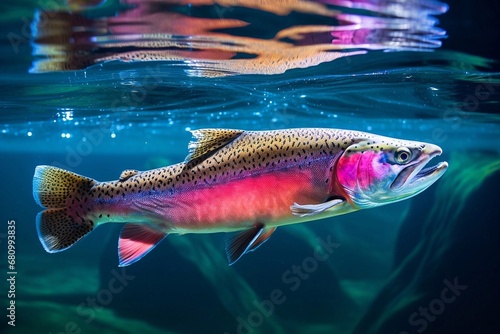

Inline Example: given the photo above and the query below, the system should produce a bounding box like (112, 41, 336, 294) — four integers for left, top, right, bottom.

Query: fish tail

(33, 166, 96, 253)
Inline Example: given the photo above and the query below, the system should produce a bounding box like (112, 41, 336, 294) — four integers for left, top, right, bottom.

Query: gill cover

(335, 138, 445, 208)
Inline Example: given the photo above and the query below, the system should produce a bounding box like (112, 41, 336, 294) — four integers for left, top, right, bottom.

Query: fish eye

(395, 147, 412, 164)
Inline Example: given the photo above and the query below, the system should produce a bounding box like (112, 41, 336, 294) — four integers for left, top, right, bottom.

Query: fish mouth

(391, 147, 448, 191)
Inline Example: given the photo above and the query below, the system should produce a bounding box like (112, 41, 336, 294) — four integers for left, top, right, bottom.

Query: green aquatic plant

(168, 235, 286, 334)
(426, 151, 500, 225)
(353, 151, 500, 334)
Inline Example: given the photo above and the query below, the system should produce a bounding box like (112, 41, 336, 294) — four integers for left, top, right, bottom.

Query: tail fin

(33, 166, 96, 253)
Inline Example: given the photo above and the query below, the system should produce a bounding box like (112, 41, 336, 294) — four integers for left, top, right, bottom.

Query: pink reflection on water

(31, 0, 448, 76)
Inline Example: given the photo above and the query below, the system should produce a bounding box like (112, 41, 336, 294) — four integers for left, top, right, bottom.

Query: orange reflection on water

(30, 0, 447, 76)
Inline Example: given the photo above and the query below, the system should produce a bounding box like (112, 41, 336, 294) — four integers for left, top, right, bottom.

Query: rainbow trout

(33, 128, 448, 266)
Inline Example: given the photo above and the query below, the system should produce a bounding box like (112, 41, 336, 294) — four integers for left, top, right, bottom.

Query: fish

(32, 128, 448, 266)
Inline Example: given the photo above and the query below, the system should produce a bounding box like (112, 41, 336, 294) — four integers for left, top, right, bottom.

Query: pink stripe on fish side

(166, 169, 326, 230)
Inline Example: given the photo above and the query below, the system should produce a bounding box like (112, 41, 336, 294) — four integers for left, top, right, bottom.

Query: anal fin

(118, 223, 167, 267)
(225, 224, 276, 265)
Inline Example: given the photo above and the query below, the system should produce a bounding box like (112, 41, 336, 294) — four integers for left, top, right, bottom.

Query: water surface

(0, 0, 499, 333)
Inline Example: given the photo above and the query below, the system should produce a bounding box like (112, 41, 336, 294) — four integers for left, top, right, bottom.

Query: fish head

(334, 136, 448, 208)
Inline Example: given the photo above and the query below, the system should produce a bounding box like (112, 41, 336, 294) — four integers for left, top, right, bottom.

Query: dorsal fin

(119, 169, 139, 182)
(184, 129, 244, 164)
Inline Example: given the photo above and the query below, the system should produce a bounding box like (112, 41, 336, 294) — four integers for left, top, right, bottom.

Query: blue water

(1, 0, 499, 333)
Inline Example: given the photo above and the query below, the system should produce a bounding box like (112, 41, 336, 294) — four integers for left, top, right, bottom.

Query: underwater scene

(0, 0, 499, 333)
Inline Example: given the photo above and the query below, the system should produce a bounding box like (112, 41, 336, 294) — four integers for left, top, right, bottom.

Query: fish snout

(422, 143, 442, 158)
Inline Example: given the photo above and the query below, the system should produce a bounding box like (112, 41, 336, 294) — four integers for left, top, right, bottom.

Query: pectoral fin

(118, 224, 167, 267)
(225, 224, 276, 265)
(290, 199, 344, 217)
